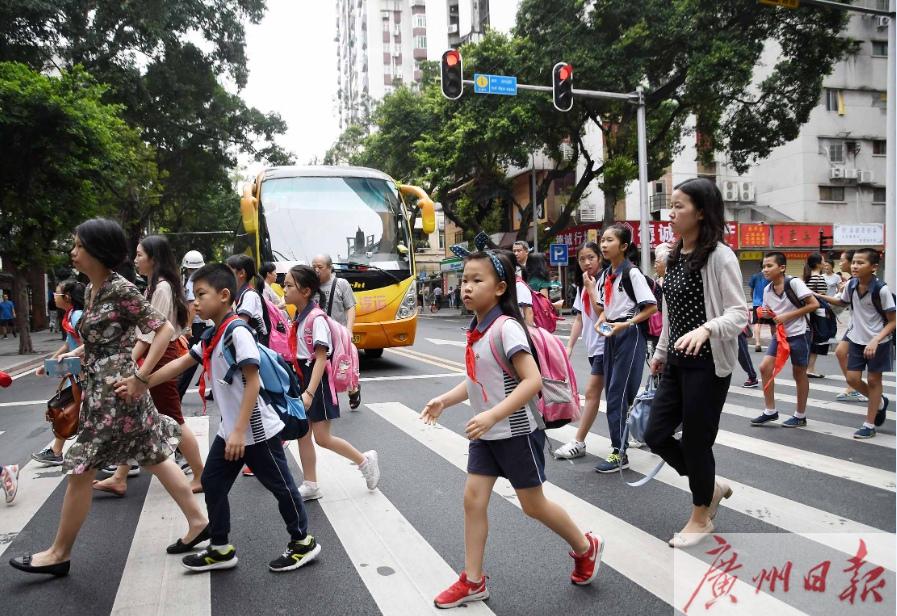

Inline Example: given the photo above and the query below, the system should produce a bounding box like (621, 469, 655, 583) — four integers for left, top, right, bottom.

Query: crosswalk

(1, 348, 894, 615)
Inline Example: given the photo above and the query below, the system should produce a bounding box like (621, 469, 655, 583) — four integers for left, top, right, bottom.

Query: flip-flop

(92, 480, 126, 497)
(807, 373, 826, 379)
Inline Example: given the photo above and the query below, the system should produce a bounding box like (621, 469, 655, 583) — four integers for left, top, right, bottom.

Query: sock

(303, 480, 318, 489)
(764, 409, 778, 416)
(358, 456, 368, 469)
(793, 412, 806, 419)
(292, 534, 312, 545)
(863, 422, 875, 430)
(210, 543, 232, 554)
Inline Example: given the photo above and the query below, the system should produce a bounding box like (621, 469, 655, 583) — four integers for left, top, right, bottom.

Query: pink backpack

(518, 277, 560, 333)
(488, 315, 581, 428)
(302, 306, 360, 405)
(264, 296, 293, 362)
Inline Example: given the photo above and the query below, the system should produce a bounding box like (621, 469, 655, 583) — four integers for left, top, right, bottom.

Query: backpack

(301, 306, 360, 405)
(647, 281, 664, 338)
(779, 276, 837, 344)
(215, 319, 309, 441)
(263, 295, 293, 362)
(236, 286, 269, 346)
(608, 261, 657, 338)
(518, 277, 560, 333)
(846, 277, 896, 345)
(488, 315, 581, 429)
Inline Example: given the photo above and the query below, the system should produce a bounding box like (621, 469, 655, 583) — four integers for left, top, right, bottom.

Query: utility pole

(887, 0, 895, 287)
(531, 151, 539, 253)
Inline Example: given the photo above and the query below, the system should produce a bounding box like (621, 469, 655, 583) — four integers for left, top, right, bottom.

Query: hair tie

(450, 232, 506, 279)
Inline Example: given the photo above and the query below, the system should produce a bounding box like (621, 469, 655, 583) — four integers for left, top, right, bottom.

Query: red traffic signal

(552, 62, 573, 112)
(441, 50, 463, 100)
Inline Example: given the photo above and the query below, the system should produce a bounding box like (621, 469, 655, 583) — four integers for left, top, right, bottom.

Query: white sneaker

(553, 440, 586, 459)
(101, 464, 140, 477)
(359, 450, 380, 490)
(298, 481, 322, 502)
(628, 439, 646, 449)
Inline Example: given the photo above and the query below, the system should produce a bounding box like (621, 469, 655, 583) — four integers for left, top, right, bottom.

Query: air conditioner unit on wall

(722, 180, 739, 202)
(877, 16, 890, 29)
(858, 170, 874, 184)
(830, 166, 846, 180)
(739, 181, 755, 202)
(844, 168, 859, 180)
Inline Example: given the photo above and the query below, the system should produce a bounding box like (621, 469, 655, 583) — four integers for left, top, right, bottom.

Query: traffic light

(440, 49, 463, 100)
(552, 62, 573, 112)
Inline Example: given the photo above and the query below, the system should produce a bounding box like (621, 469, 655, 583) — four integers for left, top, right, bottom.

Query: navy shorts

(767, 333, 810, 367)
(846, 341, 894, 374)
(467, 430, 546, 489)
(589, 354, 604, 376)
(298, 361, 340, 423)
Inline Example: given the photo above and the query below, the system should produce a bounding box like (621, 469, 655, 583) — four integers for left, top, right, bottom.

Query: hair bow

(449, 231, 506, 279)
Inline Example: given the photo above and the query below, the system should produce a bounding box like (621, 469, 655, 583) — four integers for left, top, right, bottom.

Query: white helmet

(182, 250, 205, 269)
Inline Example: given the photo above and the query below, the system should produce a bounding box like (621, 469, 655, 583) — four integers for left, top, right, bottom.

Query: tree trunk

(11, 264, 34, 354)
(601, 187, 619, 230)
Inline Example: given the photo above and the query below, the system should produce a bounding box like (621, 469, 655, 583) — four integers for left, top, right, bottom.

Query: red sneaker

(570, 532, 604, 585)
(434, 572, 489, 609)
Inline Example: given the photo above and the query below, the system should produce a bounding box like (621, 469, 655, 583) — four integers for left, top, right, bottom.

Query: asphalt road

(0, 315, 894, 615)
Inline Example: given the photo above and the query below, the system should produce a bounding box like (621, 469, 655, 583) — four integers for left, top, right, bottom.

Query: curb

(3, 352, 53, 377)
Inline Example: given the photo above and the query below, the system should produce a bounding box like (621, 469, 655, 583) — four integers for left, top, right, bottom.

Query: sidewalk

(0, 329, 62, 375)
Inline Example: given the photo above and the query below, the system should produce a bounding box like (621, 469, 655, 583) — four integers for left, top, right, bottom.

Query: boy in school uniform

(124, 263, 321, 572)
(813, 248, 895, 438)
(750, 252, 820, 428)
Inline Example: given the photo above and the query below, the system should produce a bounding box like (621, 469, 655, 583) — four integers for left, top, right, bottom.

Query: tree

(0, 63, 141, 352)
(514, 0, 856, 235)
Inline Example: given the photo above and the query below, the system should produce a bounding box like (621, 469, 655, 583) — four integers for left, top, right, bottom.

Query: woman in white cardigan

(645, 178, 748, 549)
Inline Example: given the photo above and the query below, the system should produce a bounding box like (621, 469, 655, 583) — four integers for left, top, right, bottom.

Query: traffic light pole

(461, 79, 653, 275)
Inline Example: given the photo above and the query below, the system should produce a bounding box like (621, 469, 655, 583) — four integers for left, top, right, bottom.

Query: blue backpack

(217, 319, 308, 440)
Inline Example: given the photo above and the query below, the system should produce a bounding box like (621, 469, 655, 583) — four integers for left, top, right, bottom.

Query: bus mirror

(398, 184, 437, 235)
(240, 184, 258, 234)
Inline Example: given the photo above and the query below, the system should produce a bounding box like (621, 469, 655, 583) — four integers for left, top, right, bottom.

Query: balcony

(649, 193, 669, 213)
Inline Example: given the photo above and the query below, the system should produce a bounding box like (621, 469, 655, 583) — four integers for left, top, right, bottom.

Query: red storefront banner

(740, 223, 771, 248)
(553, 221, 739, 250)
(772, 224, 833, 248)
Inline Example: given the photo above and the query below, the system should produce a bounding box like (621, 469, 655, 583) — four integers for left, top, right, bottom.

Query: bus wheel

(364, 348, 384, 359)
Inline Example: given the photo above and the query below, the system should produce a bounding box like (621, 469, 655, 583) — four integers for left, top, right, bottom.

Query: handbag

(46, 376, 82, 440)
(623, 375, 674, 487)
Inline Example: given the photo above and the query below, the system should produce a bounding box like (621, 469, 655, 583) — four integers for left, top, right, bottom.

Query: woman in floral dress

(9, 219, 208, 577)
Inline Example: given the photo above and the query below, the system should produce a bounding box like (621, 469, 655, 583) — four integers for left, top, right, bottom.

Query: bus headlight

(395, 281, 418, 320)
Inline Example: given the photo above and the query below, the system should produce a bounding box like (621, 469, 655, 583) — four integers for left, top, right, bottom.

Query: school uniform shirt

(840, 281, 896, 345)
(236, 287, 268, 337)
(294, 310, 332, 362)
(516, 280, 533, 307)
(762, 277, 812, 337)
(466, 307, 539, 441)
(190, 323, 284, 445)
(572, 286, 605, 357)
(597, 264, 657, 321)
(823, 273, 842, 297)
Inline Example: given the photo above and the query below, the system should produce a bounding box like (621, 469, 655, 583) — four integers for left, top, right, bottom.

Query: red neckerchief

(61, 308, 81, 345)
(466, 321, 493, 403)
(603, 271, 617, 310)
(198, 314, 240, 415)
(582, 288, 592, 317)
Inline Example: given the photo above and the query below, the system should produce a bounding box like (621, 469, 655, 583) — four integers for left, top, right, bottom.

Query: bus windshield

(260, 175, 412, 272)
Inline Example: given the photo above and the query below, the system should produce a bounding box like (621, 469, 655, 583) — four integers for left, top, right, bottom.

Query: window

(413, 14, 426, 28)
(872, 41, 888, 57)
(872, 91, 887, 109)
(828, 142, 844, 163)
(819, 186, 845, 202)
(414, 35, 427, 49)
(873, 187, 886, 203)
(873, 140, 886, 156)
(824, 88, 844, 114)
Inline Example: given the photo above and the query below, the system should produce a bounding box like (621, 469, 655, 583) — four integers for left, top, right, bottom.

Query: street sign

(473, 73, 518, 96)
(758, 0, 799, 8)
(549, 243, 569, 267)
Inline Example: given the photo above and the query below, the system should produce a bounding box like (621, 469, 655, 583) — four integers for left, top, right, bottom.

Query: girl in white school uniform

(283, 265, 380, 502)
(593, 224, 657, 474)
(422, 243, 603, 609)
(553, 241, 607, 459)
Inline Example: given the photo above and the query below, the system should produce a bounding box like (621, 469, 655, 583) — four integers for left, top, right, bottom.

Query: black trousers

(643, 360, 731, 507)
(202, 435, 308, 545)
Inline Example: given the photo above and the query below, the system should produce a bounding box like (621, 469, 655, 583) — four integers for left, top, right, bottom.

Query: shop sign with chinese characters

(772, 224, 832, 248)
(833, 224, 885, 246)
(740, 224, 771, 248)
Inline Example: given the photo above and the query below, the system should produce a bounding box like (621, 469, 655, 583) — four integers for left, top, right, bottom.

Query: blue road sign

(473, 73, 518, 96)
(549, 243, 569, 267)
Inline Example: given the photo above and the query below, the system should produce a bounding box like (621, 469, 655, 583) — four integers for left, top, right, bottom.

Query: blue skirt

(298, 360, 340, 422)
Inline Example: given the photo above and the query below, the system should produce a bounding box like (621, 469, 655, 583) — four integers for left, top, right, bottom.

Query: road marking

(359, 373, 460, 383)
(0, 399, 46, 408)
(769, 376, 895, 395)
(366, 402, 803, 613)
(0, 439, 74, 557)
(725, 384, 896, 420)
(10, 367, 39, 381)
(546, 424, 896, 570)
(284, 443, 495, 615)
(823, 371, 896, 383)
(386, 348, 464, 372)
(396, 347, 464, 370)
(424, 338, 466, 348)
(111, 416, 210, 616)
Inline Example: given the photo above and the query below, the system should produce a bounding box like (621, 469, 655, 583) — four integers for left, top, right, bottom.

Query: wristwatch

(627, 319, 635, 328)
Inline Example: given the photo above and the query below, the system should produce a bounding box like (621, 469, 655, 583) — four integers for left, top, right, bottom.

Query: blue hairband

(450, 231, 506, 279)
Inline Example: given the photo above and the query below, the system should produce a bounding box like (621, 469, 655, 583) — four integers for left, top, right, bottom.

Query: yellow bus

(237, 165, 435, 357)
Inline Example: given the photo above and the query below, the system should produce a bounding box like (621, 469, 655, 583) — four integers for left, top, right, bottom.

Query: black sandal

(349, 384, 362, 410)
(166, 525, 210, 554)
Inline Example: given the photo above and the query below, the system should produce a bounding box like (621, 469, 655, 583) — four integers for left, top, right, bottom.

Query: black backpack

(609, 260, 658, 338)
(778, 276, 837, 344)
